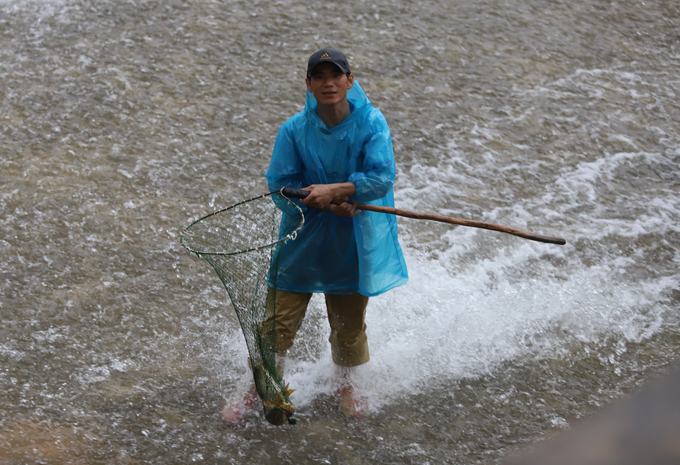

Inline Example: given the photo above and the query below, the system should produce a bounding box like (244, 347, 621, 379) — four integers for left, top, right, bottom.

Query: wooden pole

(277, 187, 567, 245)
(355, 203, 566, 245)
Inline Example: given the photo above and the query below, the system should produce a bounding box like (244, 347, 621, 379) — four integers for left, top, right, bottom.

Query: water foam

(213, 137, 680, 414)
(247, 235, 672, 412)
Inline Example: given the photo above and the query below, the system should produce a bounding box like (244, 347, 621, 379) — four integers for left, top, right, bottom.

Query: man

(222, 48, 408, 422)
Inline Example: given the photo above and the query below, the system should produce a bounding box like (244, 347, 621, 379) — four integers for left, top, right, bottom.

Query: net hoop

(179, 188, 304, 257)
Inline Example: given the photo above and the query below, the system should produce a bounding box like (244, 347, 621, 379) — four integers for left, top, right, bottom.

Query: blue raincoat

(265, 81, 408, 297)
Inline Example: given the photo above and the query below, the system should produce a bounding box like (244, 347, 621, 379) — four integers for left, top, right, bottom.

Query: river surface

(1, 0, 679, 463)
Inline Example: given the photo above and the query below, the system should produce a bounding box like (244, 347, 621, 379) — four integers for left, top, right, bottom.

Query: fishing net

(179, 189, 304, 425)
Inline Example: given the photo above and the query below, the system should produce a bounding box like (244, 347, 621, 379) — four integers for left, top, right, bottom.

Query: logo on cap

(320, 52, 331, 59)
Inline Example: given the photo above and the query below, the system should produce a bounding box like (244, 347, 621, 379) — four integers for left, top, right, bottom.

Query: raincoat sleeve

(348, 111, 396, 203)
(265, 118, 308, 214)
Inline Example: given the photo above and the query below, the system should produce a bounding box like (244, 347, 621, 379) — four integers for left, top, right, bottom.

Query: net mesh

(179, 191, 304, 425)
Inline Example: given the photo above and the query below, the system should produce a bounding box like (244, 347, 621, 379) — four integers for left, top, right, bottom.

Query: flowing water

(1, 0, 679, 463)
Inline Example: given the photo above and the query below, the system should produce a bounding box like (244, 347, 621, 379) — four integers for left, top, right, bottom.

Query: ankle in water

(336, 382, 366, 418)
(221, 386, 258, 423)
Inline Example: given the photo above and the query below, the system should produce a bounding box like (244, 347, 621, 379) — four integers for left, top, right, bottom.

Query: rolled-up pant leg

(325, 293, 370, 367)
(273, 289, 312, 356)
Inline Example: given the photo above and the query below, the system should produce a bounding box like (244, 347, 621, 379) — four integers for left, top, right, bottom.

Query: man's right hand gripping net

(179, 189, 304, 425)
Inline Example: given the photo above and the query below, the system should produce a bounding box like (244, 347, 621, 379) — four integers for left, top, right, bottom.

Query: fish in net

(179, 189, 304, 425)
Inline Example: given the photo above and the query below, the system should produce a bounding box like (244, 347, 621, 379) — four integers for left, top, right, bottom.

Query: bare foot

(336, 383, 366, 419)
(221, 386, 258, 423)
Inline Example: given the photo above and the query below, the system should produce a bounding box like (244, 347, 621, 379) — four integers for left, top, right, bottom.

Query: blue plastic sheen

(265, 81, 409, 296)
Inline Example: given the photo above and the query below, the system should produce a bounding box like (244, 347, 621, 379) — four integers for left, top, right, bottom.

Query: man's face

(305, 62, 354, 107)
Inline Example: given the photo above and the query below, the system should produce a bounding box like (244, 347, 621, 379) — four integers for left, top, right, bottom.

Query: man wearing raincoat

(224, 49, 408, 421)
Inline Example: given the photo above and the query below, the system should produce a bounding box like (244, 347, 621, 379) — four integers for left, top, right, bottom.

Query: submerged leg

(325, 293, 370, 418)
(221, 382, 259, 423)
(334, 366, 368, 419)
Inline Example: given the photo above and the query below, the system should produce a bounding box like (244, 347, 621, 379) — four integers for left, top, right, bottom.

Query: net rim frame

(179, 187, 305, 257)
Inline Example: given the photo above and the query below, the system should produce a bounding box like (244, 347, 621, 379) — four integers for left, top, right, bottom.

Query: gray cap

(306, 48, 351, 78)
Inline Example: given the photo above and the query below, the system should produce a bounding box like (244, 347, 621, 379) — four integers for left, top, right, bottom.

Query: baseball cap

(306, 48, 351, 78)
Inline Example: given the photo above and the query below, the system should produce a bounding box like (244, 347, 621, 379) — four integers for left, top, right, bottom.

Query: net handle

(280, 187, 566, 245)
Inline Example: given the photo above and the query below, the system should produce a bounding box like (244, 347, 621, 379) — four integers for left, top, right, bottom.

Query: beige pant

(273, 289, 370, 367)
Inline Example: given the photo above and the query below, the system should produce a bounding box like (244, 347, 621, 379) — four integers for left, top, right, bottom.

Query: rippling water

(1, 0, 679, 463)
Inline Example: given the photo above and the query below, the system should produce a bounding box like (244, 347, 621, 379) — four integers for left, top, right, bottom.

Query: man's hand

(329, 199, 361, 217)
(301, 184, 339, 208)
(301, 183, 358, 216)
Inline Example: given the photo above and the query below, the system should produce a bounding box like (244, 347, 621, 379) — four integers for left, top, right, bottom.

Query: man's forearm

(328, 182, 356, 199)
